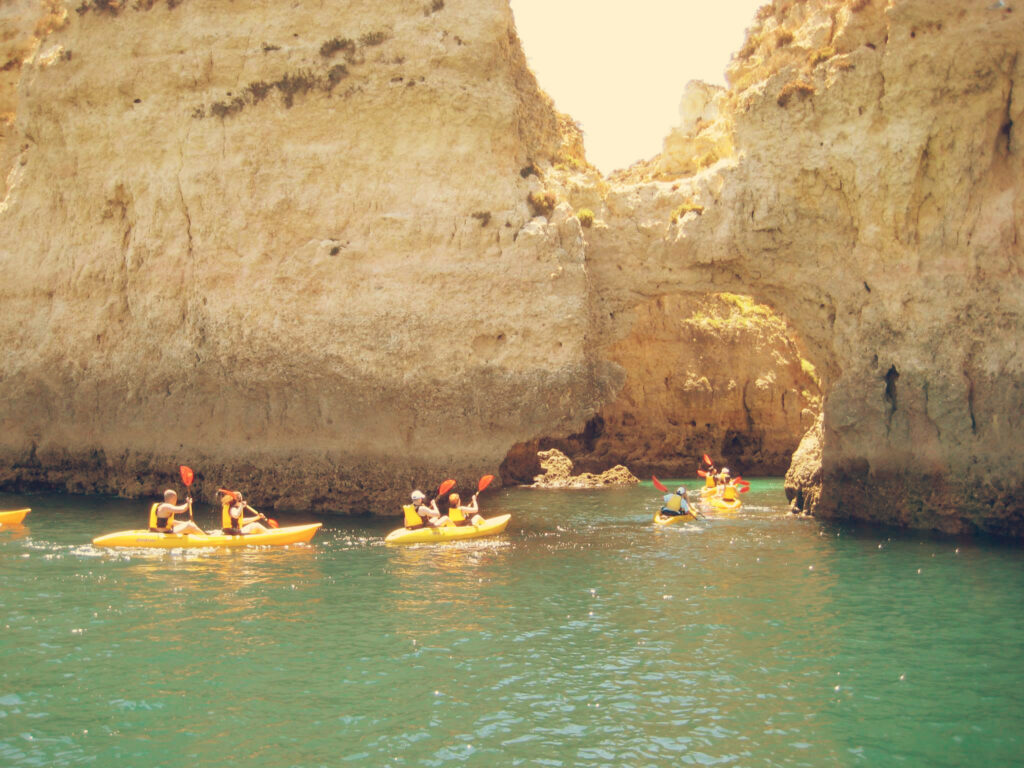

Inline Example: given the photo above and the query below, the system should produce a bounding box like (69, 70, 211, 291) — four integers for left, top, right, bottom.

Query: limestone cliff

(583, 0, 1024, 535)
(0, 0, 605, 511)
(1, 0, 1022, 537)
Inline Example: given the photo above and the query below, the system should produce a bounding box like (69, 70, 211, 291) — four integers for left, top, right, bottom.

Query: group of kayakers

(657, 456, 749, 518)
(404, 489, 484, 530)
(150, 487, 272, 536)
(145, 459, 735, 538)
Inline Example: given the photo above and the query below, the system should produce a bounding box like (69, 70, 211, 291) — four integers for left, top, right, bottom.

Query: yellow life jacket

(664, 494, 682, 512)
(705, 475, 716, 488)
(723, 484, 738, 501)
(449, 506, 467, 524)
(222, 502, 245, 531)
(149, 502, 173, 531)
(403, 504, 424, 529)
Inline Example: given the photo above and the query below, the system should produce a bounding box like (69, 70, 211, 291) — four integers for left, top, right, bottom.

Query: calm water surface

(1, 481, 1022, 766)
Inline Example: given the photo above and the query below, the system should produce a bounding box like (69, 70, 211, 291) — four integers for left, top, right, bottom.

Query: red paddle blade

(703, 454, 713, 466)
(179, 465, 194, 487)
(478, 474, 495, 493)
(738, 485, 750, 493)
(651, 475, 668, 493)
(437, 478, 456, 497)
(697, 469, 708, 477)
(268, 518, 280, 528)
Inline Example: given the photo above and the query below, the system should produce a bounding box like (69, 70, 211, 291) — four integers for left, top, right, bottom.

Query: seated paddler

(220, 490, 270, 535)
(150, 489, 203, 535)
(660, 486, 692, 517)
(447, 492, 483, 527)
(403, 490, 449, 529)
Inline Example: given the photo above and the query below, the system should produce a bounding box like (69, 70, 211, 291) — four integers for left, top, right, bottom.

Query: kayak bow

(0, 508, 30, 526)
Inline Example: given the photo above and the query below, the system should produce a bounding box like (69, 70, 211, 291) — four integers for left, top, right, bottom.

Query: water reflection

(0, 523, 30, 541)
(385, 540, 516, 639)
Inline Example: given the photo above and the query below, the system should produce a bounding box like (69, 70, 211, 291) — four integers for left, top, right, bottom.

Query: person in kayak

(221, 491, 270, 535)
(447, 492, 483, 526)
(660, 487, 692, 517)
(403, 490, 449, 529)
(152, 489, 203, 534)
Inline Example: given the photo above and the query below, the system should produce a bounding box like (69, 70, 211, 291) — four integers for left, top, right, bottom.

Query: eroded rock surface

(0, 0, 1021, 535)
(502, 293, 820, 483)
(0, 0, 603, 512)
(530, 449, 638, 489)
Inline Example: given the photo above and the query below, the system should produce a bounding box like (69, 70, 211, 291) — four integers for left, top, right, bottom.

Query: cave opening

(500, 292, 822, 486)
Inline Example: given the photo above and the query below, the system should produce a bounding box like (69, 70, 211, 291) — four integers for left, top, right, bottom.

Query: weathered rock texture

(583, 0, 1023, 535)
(529, 448, 637, 489)
(0, 0, 605, 512)
(501, 293, 820, 483)
(1, 0, 1022, 536)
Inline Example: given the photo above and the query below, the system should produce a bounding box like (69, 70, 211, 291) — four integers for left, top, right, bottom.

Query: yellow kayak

(706, 496, 742, 513)
(653, 510, 696, 526)
(92, 523, 322, 549)
(385, 514, 511, 545)
(0, 508, 30, 525)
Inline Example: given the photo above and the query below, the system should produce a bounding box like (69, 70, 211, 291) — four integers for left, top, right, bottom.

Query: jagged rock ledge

(530, 449, 638, 489)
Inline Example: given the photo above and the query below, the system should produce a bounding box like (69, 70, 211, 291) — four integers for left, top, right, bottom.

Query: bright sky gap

(508, 0, 766, 173)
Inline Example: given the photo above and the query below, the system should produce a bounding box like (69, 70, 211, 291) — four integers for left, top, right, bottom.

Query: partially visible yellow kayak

(0, 508, 30, 525)
(92, 523, 322, 549)
(653, 510, 696, 526)
(706, 496, 742, 513)
(385, 514, 511, 545)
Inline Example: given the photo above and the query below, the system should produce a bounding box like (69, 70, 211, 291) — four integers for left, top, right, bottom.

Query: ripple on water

(2, 485, 1024, 766)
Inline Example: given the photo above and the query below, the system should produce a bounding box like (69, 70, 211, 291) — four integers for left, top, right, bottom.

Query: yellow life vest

(222, 502, 244, 531)
(449, 506, 467, 524)
(664, 494, 682, 512)
(705, 475, 716, 488)
(403, 504, 424, 529)
(149, 502, 173, 531)
(723, 484, 738, 501)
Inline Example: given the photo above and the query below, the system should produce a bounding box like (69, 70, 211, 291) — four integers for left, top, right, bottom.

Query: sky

(508, 0, 766, 173)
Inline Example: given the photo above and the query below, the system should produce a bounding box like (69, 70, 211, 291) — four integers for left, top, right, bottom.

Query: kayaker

(448, 492, 483, 526)
(221, 491, 270, 535)
(660, 487, 692, 517)
(152, 490, 203, 535)
(405, 490, 449, 528)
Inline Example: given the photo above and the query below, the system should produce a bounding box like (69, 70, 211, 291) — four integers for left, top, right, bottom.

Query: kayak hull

(0, 508, 30, 525)
(653, 511, 696, 526)
(706, 496, 742, 513)
(385, 514, 511, 545)
(92, 523, 322, 549)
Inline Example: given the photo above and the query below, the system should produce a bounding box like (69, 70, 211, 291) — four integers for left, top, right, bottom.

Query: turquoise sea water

(2, 480, 1023, 767)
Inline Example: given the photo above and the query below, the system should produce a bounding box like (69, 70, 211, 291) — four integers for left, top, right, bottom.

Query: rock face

(0, 0, 605, 512)
(530, 449, 638, 489)
(584, 0, 1023, 535)
(501, 293, 820, 483)
(0, 0, 1022, 536)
